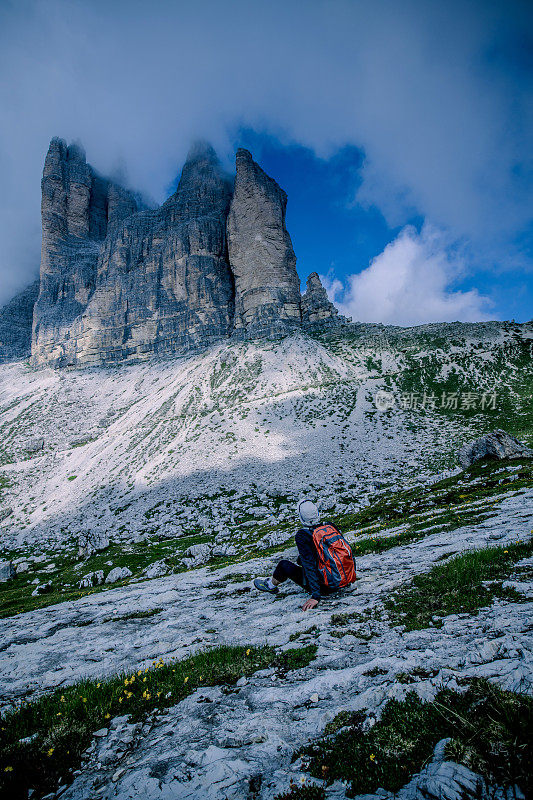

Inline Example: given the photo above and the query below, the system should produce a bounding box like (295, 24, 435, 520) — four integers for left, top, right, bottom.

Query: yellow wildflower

(105, 713, 111, 719)
(143, 677, 147, 683)
(369, 753, 375, 761)
(60, 695, 66, 702)
(119, 697, 123, 703)
(47, 748, 55, 757)
(246, 649, 251, 656)
(82, 697, 87, 703)
(4, 766, 13, 772)
(96, 683, 101, 688)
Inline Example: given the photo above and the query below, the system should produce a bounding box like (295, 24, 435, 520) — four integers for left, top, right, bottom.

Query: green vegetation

(0, 644, 317, 800)
(385, 539, 533, 630)
(0, 530, 212, 619)
(331, 457, 533, 538)
(292, 679, 533, 798)
(276, 783, 326, 799)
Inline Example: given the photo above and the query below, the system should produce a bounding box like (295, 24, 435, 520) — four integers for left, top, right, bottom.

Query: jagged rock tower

(227, 148, 302, 335)
(1, 138, 343, 367)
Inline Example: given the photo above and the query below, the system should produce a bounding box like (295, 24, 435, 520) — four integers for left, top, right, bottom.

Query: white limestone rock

(458, 429, 533, 468)
(105, 567, 132, 584)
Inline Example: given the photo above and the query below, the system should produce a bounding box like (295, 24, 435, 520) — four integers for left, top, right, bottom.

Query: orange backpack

(312, 523, 356, 589)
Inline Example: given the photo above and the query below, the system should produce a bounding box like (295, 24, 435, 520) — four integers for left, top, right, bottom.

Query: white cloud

(322, 226, 493, 325)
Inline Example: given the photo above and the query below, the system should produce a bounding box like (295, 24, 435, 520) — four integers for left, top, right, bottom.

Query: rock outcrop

(458, 429, 533, 468)
(0, 280, 39, 362)
(7, 137, 345, 368)
(227, 148, 302, 335)
(301, 272, 340, 324)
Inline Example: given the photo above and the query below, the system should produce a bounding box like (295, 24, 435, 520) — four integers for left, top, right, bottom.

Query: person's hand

(302, 598, 319, 611)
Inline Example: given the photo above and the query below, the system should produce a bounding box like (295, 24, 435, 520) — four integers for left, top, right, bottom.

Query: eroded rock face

(227, 148, 302, 336)
(32, 138, 144, 365)
(64, 142, 235, 366)
(26, 138, 343, 367)
(0, 280, 39, 362)
(458, 429, 533, 468)
(301, 272, 340, 325)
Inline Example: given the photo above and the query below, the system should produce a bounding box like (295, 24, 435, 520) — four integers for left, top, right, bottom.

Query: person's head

(297, 499, 319, 526)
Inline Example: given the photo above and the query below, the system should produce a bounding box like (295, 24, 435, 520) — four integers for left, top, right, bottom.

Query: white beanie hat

(298, 499, 319, 525)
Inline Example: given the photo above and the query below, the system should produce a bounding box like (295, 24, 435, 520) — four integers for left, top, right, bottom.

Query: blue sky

(0, 0, 531, 324)
(232, 130, 532, 324)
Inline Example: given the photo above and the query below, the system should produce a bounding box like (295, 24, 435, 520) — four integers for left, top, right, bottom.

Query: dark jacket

(295, 526, 329, 602)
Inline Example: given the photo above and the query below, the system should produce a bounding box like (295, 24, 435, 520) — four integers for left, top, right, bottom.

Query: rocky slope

(0, 320, 530, 553)
(0, 320, 532, 799)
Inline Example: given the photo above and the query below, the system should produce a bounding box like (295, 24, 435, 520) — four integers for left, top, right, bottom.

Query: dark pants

(273, 559, 335, 596)
(273, 559, 305, 587)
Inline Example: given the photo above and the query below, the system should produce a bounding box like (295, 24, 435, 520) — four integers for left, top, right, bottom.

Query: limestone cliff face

(61, 142, 235, 366)
(32, 139, 144, 365)
(227, 149, 301, 335)
(26, 138, 343, 367)
(0, 280, 40, 363)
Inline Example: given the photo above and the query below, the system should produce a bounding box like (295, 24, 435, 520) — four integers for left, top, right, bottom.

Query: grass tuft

(385, 539, 533, 630)
(292, 679, 532, 798)
(0, 643, 316, 799)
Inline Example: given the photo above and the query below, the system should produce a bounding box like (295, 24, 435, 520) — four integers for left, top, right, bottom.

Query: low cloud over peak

(0, 0, 531, 318)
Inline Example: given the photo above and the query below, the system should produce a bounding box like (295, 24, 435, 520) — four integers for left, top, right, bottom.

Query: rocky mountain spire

(227, 148, 301, 336)
(33, 138, 145, 365)
(301, 272, 340, 324)
(24, 138, 345, 368)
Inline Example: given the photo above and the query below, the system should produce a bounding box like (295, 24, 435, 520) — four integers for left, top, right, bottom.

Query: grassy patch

(276, 783, 326, 799)
(330, 457, 533, 542)
(0, 644, 316, 799)
(385, 539, 533, 630)
(294, 679, 532, 798)
(0, 531, 212, 619)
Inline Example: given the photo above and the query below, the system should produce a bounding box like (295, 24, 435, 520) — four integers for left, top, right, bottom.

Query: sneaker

(254, 577, 279, 594)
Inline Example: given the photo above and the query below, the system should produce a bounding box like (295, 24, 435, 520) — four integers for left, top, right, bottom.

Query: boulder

(105, 566, 132, 584)
(458, 429, 533, 468)
(142, 560, 169, 579)
(211, 545, 237, 558)
(24, 437, 44, 454)
(0, 560, 15, 582)
(79, 570, 105, 589)
(78, 531, 110, 558)
(181, 543, 212, 568)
